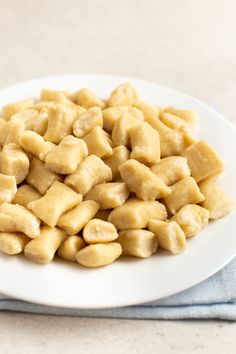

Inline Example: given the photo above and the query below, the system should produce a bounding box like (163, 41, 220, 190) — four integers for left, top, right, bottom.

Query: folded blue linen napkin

(0, 257, 235, 320)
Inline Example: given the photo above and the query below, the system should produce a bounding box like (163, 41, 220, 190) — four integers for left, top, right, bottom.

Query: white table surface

(0, 0, 236, 353)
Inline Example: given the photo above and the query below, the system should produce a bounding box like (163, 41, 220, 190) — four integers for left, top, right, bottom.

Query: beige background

(0, 0, 236, 353)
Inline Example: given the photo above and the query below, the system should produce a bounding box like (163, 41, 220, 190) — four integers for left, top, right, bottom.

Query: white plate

(0, 74, 236, 309)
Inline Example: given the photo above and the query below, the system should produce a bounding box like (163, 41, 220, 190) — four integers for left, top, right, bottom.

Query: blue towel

(0, 257, 235, 320)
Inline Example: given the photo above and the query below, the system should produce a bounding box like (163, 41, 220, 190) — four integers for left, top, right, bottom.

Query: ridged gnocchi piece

(0, 203, 40, 238)
(84, 182, 130, 209)
(108, 82, 138, 107)
(28, 181, 82, 227)
(57, 200, 99, 235)
(108, 198, 167, 230)
(82, 126, 113, 158)
(4, 120, 25, 146)
(163, 176, 205, 215)
(0, 174, 17, 204)
(171, 204, 209, 237)
(65, 155, 112, 195)
(9, 109, 38, 130)
(151, 156, 190, 186)
(76, 242, 122, 268)
(12, 184, 42, 208)
(199, 178, 235, 219)
(76, 88, 105, 109)
(103, 145, 130, 181)
(112, 115, 142, 147)
(0, 118, 8, 145)
(44, 103, 77, 144)
(103, 106, 144, 131)
(148, 219, 186, 254)
(0, 232, 30, 255)
(24, 226, 67, 264)
(83, 219, 118, 244)
(160, 112, 196, 135)
(163, 107, 198, 125)
(129, 122, 160, 164)
(45, 135, 88, 174)
(0, 143, 29, 184)
(33, 110, 48, 136)
(20, 130, 55, 161)
(40, 88, 69, 102)
(27, 157, 62, 194)
(132, 99, 159, 124)
(117, 229, 157, 258)
(181, 140, 224, 183)
(1, 99, 34, 121)
(73, 107, 103, 138)
(119, 159, 171, 201)
(58, 235, 86, 262)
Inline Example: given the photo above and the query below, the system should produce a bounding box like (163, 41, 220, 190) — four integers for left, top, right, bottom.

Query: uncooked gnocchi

(0, 82, 234, 268)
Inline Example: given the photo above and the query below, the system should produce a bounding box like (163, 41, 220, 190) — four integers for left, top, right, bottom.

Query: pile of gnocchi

(0, 83, 234, 268)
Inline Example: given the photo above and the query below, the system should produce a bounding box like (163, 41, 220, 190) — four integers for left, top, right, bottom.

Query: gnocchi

(0, 82, 233, 269)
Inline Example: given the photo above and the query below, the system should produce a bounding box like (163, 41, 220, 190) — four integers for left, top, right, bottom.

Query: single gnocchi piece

(33, 110, 48, 136)
(119, 159, 171, 201)
(103, 145, 130, 181)
(171, 204, 209, 237)
(20, 130, 55, 161)
(0, 174, 17, 204)
(40, 88, 70, 102)
(148, 220, 186, 254)
(0, 143, 29, 184)
(76, 242, 122, 268)
(108, 82, 138, 107)
(108, 198, 167, 230)
(163, 176, 205, 215)
(26, 157, 62, 194)
(129, 122, 160, 164)
(57, 200, 99, 235)
(181, 140, 224, 183)
(58, 235, 86, 262)
(151, 156, 190, 186)
(10, 109, 38, 130)
(83, 219, 118, 244)
(45, 135, 88, 174)
(163, 107, 198, 125)
(199, 179, 235, 219)
(44, 104, 77, 144)
(12, 184, 42, 208)
(132, 99, 160, 124)
(84, 182, 130, 209)
(65, 155, 112, 195)
(0, 118, 8, 145)
(112, 115, 142, 147)
(73, 107, 103, 138)
(4, 120, 26, 146)
(82, 126, 113, 158)
(103, 106, 144, 131)
(0, 232, 30, 255)
(1, 99, 34, 121)
(54, 92, 86, 116)
(0, 203, 40, 238)
(117, 229, 157, 258)
(160, 112, 196, 135)
(28, 181, 82, 227)
(76, 88, 105, 109)
(24, 226, 67, 264)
